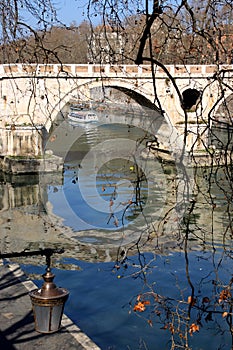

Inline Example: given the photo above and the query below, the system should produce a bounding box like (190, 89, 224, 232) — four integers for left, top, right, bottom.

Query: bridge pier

(0, 125, 45, 156)
(0, 125, 63, 174)
(176, 123, 209, 152)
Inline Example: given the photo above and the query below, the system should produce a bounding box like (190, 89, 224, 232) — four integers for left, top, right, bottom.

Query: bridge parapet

(0, 63, 233, 167)
(0, 64, 233, 79)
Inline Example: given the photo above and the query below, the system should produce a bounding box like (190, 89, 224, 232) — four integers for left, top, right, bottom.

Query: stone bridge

(0, 63, 232, 166)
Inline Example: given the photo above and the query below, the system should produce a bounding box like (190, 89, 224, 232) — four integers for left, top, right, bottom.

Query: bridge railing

(0, 64, 233, 78)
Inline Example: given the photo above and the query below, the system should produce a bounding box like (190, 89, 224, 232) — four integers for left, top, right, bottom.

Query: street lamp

(29, 252, 69, 333)
(0, 248, 69, 334)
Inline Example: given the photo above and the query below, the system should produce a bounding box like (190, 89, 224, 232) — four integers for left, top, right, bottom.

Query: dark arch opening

(109, 85, 161, 111)
(182, 88, 201, 111)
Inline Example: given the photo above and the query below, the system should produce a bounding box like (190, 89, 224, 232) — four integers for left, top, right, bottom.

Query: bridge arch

(182, 88, 201, 111)
(43, 78, 185, 157)
(45, 78, 175, 135)
(86, 79, 176, 129)
(173, 80, 206, 118)
(3, 64, 232, 157)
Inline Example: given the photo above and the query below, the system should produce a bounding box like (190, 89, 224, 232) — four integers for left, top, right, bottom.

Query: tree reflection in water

(1, 123, 232, 349)
(111, 161, 233, 349)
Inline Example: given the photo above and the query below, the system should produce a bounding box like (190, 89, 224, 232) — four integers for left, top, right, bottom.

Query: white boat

(68, 111, 98, 123)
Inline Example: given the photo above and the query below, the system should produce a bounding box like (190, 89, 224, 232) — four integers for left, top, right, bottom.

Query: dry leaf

(189, 323, 199, 336)
(133, 299, 150, 312)
(219, 289, 231, 303)
(133, 301, 146, 312)
(187, 296, 196, 306)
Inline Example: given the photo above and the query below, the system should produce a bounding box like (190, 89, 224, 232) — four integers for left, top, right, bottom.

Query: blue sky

(55, 0, 99, 26)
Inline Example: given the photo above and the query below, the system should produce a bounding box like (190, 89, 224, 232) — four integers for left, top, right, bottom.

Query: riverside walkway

(0, 262, 100, 350)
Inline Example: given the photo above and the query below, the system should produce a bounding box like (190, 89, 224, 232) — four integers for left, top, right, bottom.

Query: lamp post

(29, 251, 69, 333)
(0, 248, 69, 334)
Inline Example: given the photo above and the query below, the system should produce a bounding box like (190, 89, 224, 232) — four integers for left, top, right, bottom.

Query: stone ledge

(0, 263, 101, 350)
(0, 154, 63, 174)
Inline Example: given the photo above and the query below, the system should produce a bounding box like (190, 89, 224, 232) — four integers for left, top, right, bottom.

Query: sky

(55, 0, 99, 26)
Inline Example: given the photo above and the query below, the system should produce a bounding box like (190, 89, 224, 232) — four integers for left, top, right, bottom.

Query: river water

(1, 112, 233, 349)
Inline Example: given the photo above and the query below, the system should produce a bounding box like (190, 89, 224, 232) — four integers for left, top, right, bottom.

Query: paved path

(0, 262, 101, 350)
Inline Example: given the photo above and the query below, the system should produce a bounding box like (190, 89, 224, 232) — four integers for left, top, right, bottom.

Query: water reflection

(0, 123, 232, 257)
(21, 248, 233, 350)
(53, 123, 166, 230)
(0, 116, 233, 349)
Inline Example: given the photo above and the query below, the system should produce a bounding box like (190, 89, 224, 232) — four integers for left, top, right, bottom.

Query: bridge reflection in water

(0, 118, 231, 265)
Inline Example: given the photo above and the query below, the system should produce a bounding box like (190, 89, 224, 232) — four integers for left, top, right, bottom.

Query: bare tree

(0, 0, 58, 62)
(85, 1, 233, 348)
(0, 1, 233, 349)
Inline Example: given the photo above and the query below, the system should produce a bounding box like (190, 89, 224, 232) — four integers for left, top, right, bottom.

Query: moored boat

(68, 111, 98, 123)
